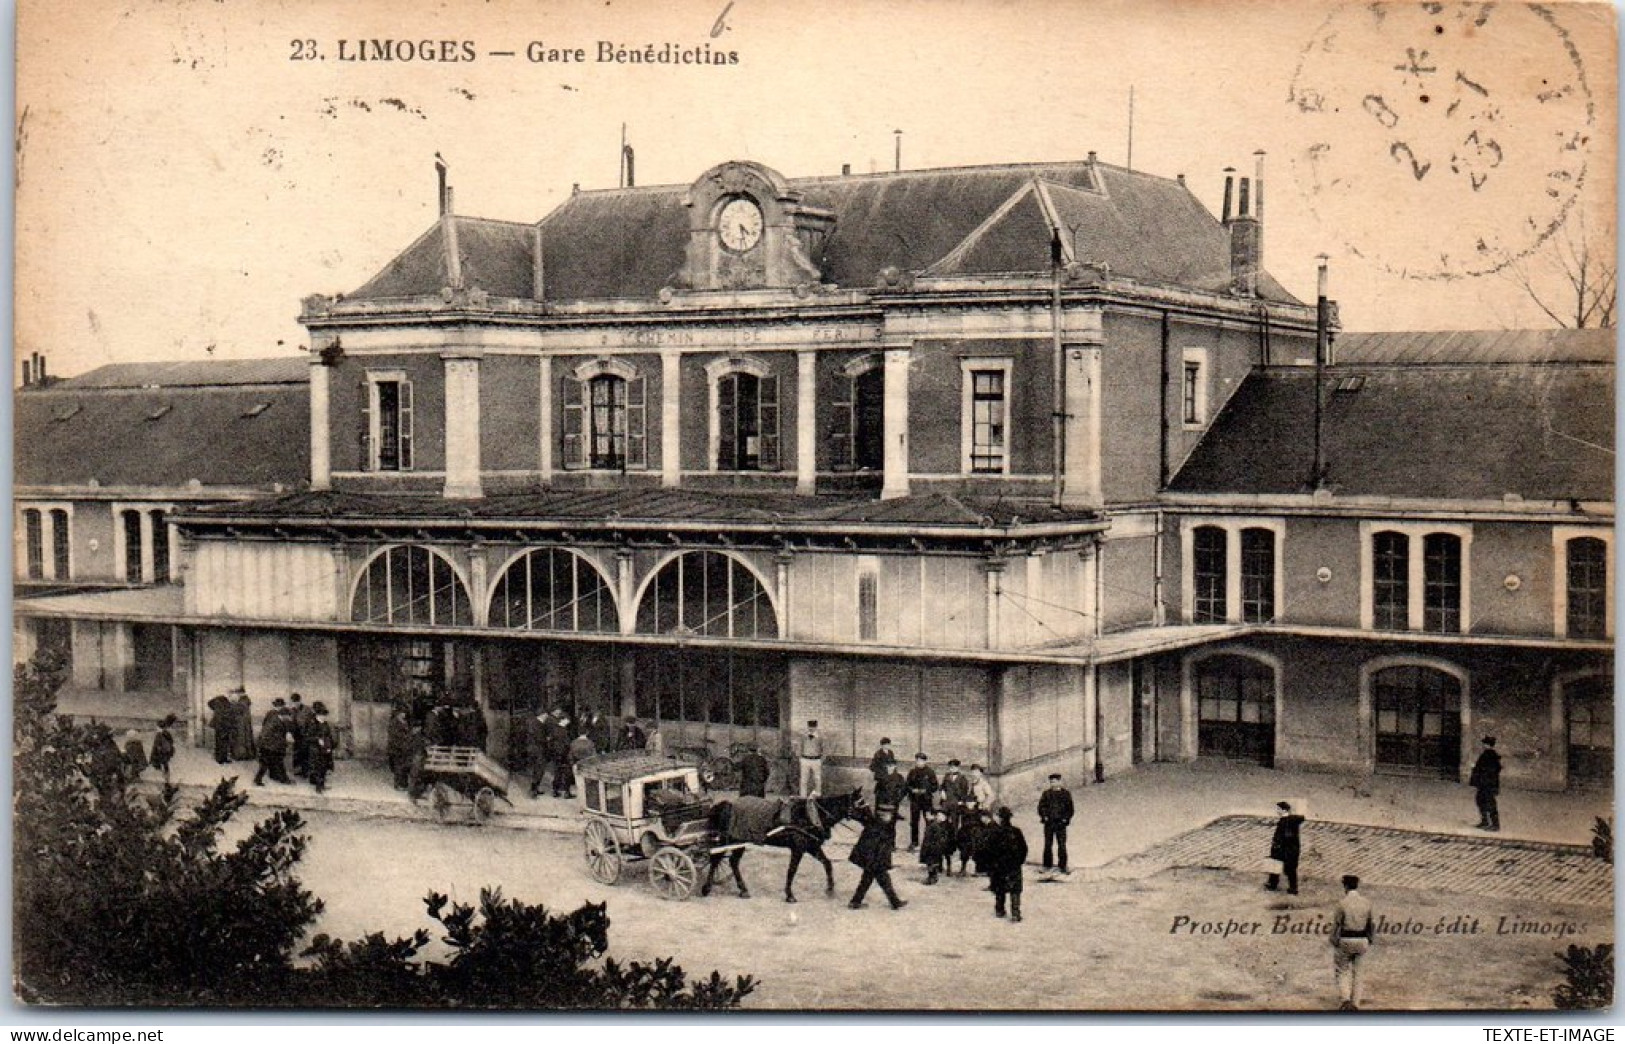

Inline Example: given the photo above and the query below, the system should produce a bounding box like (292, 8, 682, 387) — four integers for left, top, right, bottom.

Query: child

(149, 714, 178, 784)
(920, 809, 953, 885)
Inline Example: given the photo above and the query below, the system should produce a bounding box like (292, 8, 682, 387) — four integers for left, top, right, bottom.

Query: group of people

(244, 692, 337, 793)
(523, 709, 660, 800)
(382, 695, 499, 799)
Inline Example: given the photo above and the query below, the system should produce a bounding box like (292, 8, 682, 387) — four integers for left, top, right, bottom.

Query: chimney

(435, 153, 449, 215)
(1227, 169, 1260, 296)
(20, 358, 30, 387)
(1221, 167, 1236, 223)
(893, 129, 902, 172)
(841, 163, 851, 176)
(1237, 176, 1251, 218)
(1253, 149, 1267, 273)
(35, 352, 45, 383)
(622, 142, 635, 188)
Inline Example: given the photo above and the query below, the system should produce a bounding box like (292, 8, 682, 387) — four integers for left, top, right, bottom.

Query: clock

(717, 197, 763, 252)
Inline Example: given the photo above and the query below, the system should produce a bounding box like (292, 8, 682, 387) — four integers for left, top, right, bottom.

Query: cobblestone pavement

(1080, 815, 1612, 906)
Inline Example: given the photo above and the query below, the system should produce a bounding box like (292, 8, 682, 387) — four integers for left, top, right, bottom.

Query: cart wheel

(474, 787, 496, 821)
(649, 847, 698, 901)
(583, 820, 623, 885)
(431, 783, 452, 821)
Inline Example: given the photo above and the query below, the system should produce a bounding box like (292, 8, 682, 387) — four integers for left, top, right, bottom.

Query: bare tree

(1503, 217, 1616, 329)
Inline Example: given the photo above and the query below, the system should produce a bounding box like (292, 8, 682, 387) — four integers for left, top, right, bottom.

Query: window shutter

(359, 381, 372, 471)
(717, 375, 738, 471)
(561, 376, 586, 470)
(398, 380, 414, 470)
(626, 376, 647, 469)
(757, 374, 780, 471)
(829, 378, 853, 472)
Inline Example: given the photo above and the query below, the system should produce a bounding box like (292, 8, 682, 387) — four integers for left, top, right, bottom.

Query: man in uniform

(874, 760, 909, 846)
(1037, 773, 1075, 873)
(798, 720, 824, 796)
(868, 737, 897, 786)
(1330, 874, 1375, 1010)
(1469, 736, 1502, 831)
(905, 752, 938, 851)
(985, 807, 1029, 922)
(737, 744, 771, 798)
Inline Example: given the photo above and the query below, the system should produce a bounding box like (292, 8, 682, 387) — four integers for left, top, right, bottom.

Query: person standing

(121, 729, 148, 780)
(207, 693, 234, 765)
(1469, 737, 1502, 831)
(149, 714, 178, 784)
(231, 690, 255, 761)
(985, 807, 1029, 922)
(586, 711, 613, 756)
(569, 726, 598, 790)
(617, 718, 647, 753)
(868, 737, 897, 786)
(549, 714, 576, 798)
(737, 744, 771, 798)
(939, 759, 972, 838)
(1330, 874, 1375, 1011)
(919, 810, 953, 885)
(905, 753, 939, 851)
(387, 708, 416, 791)
(288, 693, 314, 778)
(847, 806, 908, 911)
(644, 719, 665, 757)
(1037, 773, 1075, 873)
(254, 698, 293, 785)
(798, 720, 824, 796)
(1266, 801, 1306, 894)
(968, 763, 995, 812)
(306, 702, 336, 794)
(875, 761, 909, 846)
(526, 710, 555, 798)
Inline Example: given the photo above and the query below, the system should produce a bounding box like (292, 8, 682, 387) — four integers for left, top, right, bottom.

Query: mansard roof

(343, 159, 1302, 306)
(1168, 332, 1614, 502)
(15, 358, 309, 490)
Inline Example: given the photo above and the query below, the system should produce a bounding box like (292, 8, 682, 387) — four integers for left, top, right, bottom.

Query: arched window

(1372, 664, 1461, 778)
(488, 549, 618, 633)
(830, 362, 885, 472)
(1194, 653, 1275, 765)
(636, 551, 778, 639)
(716, 370, 780, 471)
(351, 546, 473, 627)
(561, 363, 646, 470)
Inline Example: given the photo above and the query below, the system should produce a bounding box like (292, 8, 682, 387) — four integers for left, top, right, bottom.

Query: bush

(1553, 944, 1613, 1010)
(1591, 817, 1612, 864)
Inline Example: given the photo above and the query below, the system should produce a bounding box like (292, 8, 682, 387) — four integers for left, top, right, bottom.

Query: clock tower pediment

(676, 160, 833, 292)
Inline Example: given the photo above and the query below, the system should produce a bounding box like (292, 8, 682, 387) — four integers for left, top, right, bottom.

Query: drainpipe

(1158, 311, 1170, 487)
(1051, 228, 1065, 509)
(1313, 256, 1330, 490)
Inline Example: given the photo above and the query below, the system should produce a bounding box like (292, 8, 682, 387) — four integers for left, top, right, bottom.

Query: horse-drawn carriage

(576, 751, 717, 900)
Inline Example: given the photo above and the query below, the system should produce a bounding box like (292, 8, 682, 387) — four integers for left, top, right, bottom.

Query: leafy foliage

(1553, 944, 1613, 1010)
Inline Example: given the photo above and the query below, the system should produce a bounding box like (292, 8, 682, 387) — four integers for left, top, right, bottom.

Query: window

(635, 551, 778, 639)
(562, 364, 647, 471)
(112, 503, 175, 584)
(51, 510, 70, 580)
(1372, 531, 1410, 631)
(1192, 526, 1227, 623)
(716, 371, 779, 471)
(488, 549, 619, 633)
(1183, 518, 1283, 624)
(23, 509, 43, 580)
(830, 362, 884, 472)
(1565, 536, 1609, 639)
(632, 648, 785, 729)
(1362, 523, 1471, 633)
(1181, 348, 1209, 427)
(960, 359, 1013, 475)
(122, 510, 143, 583)
(857, 556, 879, 641)
(351, 545, 474, 627)
(361, 373, 414, 472)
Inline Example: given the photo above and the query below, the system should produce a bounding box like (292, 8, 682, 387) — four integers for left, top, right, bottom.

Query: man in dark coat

(1266, 800, 1306, 894)
(874, 762, 909, 846)
(547, 713, 574, 798)
(254, 698, 293, 785)
(919, 810, 953, 885)
(868, 738, 898, 786)
(453, 703, 487, 751)
(288, 693, 314, 777)
(527, 710, 557, 798)
(231, 691, 256, 761)
(905, 752, 938, 851)
(586, 712, 613, 756)
(149, 714, 178, 784)
(847, 806, 907, 910)
(617, 719, 647, 753)
(387, 708, 415, 790)
(737, 744, 771, 798)
(208, 693, 234, 765)
(306, 702, 337, 794)
(1038, 773, 1075, 872)
(425, 701, 456, 747)
(985, 807, 1029, 922)
(1469, 737, 1502, 831)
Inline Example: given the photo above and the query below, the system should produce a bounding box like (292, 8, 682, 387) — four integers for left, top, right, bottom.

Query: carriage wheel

(474, 787, 497, 821)
(583, 820, 623, 885)
(431, 782, 452, 821)
(649, 847, 698, 901)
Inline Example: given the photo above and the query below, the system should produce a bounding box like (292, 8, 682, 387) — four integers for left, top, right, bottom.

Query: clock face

(718, 198, 764, 252)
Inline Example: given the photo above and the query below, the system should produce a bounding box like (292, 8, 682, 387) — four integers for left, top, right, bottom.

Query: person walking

(847, 806, 907, 911)
(1037, 773, 1074, 873)
(288, 693, 314, 778)
(231, 690, 255, 761)
(737, 744, 771, 798)
(1469, 737, 1502, 831)
(254, 698, 293, 785)
(1266, 800, 1306, 894)
(208, 693, 234, 765)
(798, 720, 824, 796)
(306, 702, 336, 794)
(868, 737, 898, 786)
(149, 714, 178, 784)
(1330, 874, 1375, 1010)
(905, 752, 938, 851)
(985, 807, 1029, 922)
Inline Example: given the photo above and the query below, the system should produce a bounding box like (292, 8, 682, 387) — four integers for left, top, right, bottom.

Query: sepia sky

(15, 0, 1618, 378)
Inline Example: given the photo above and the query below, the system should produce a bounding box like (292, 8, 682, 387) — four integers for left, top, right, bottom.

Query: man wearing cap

(1037, 773, 1075, 873)
(254, 698, 293, 786)
(207, 692, 234, 765)
(548, 711, 575, 798)
(875, 760, 909, 846)
(1266, 800, 1306, 894)
(1469, 737, 1502, 831)
(868, 737, 897, 786)
(737, 743, 771, 798)
(968, 763, 995, 811)
(798, 720, 824, 796)
(939, 759, 972, 822)
(984, 807, 1029, 922)
(1330, 874, 1375, 1010)
(905, 753, 939, 851)
(306, 702, 337, 794)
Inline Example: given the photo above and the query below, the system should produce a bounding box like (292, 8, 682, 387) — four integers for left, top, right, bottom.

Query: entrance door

(130, 624, 174, 692)
(1565, 675, 1613, 787)
(853, 368, 885, 472)
(1373, 665, 1462, 778)
(1195, 655, 1275, 766)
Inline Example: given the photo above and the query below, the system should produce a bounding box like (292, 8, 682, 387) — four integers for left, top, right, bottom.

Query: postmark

(1288, 1, 1595, 280)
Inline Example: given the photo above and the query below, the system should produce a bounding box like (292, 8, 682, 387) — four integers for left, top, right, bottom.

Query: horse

(700, 788, 865, 903)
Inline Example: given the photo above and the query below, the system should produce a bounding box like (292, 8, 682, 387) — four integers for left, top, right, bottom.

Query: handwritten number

(1390, 141, 1431, 181)
(711, 1, 734, 38)
(1363, 95, 1400, 130)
